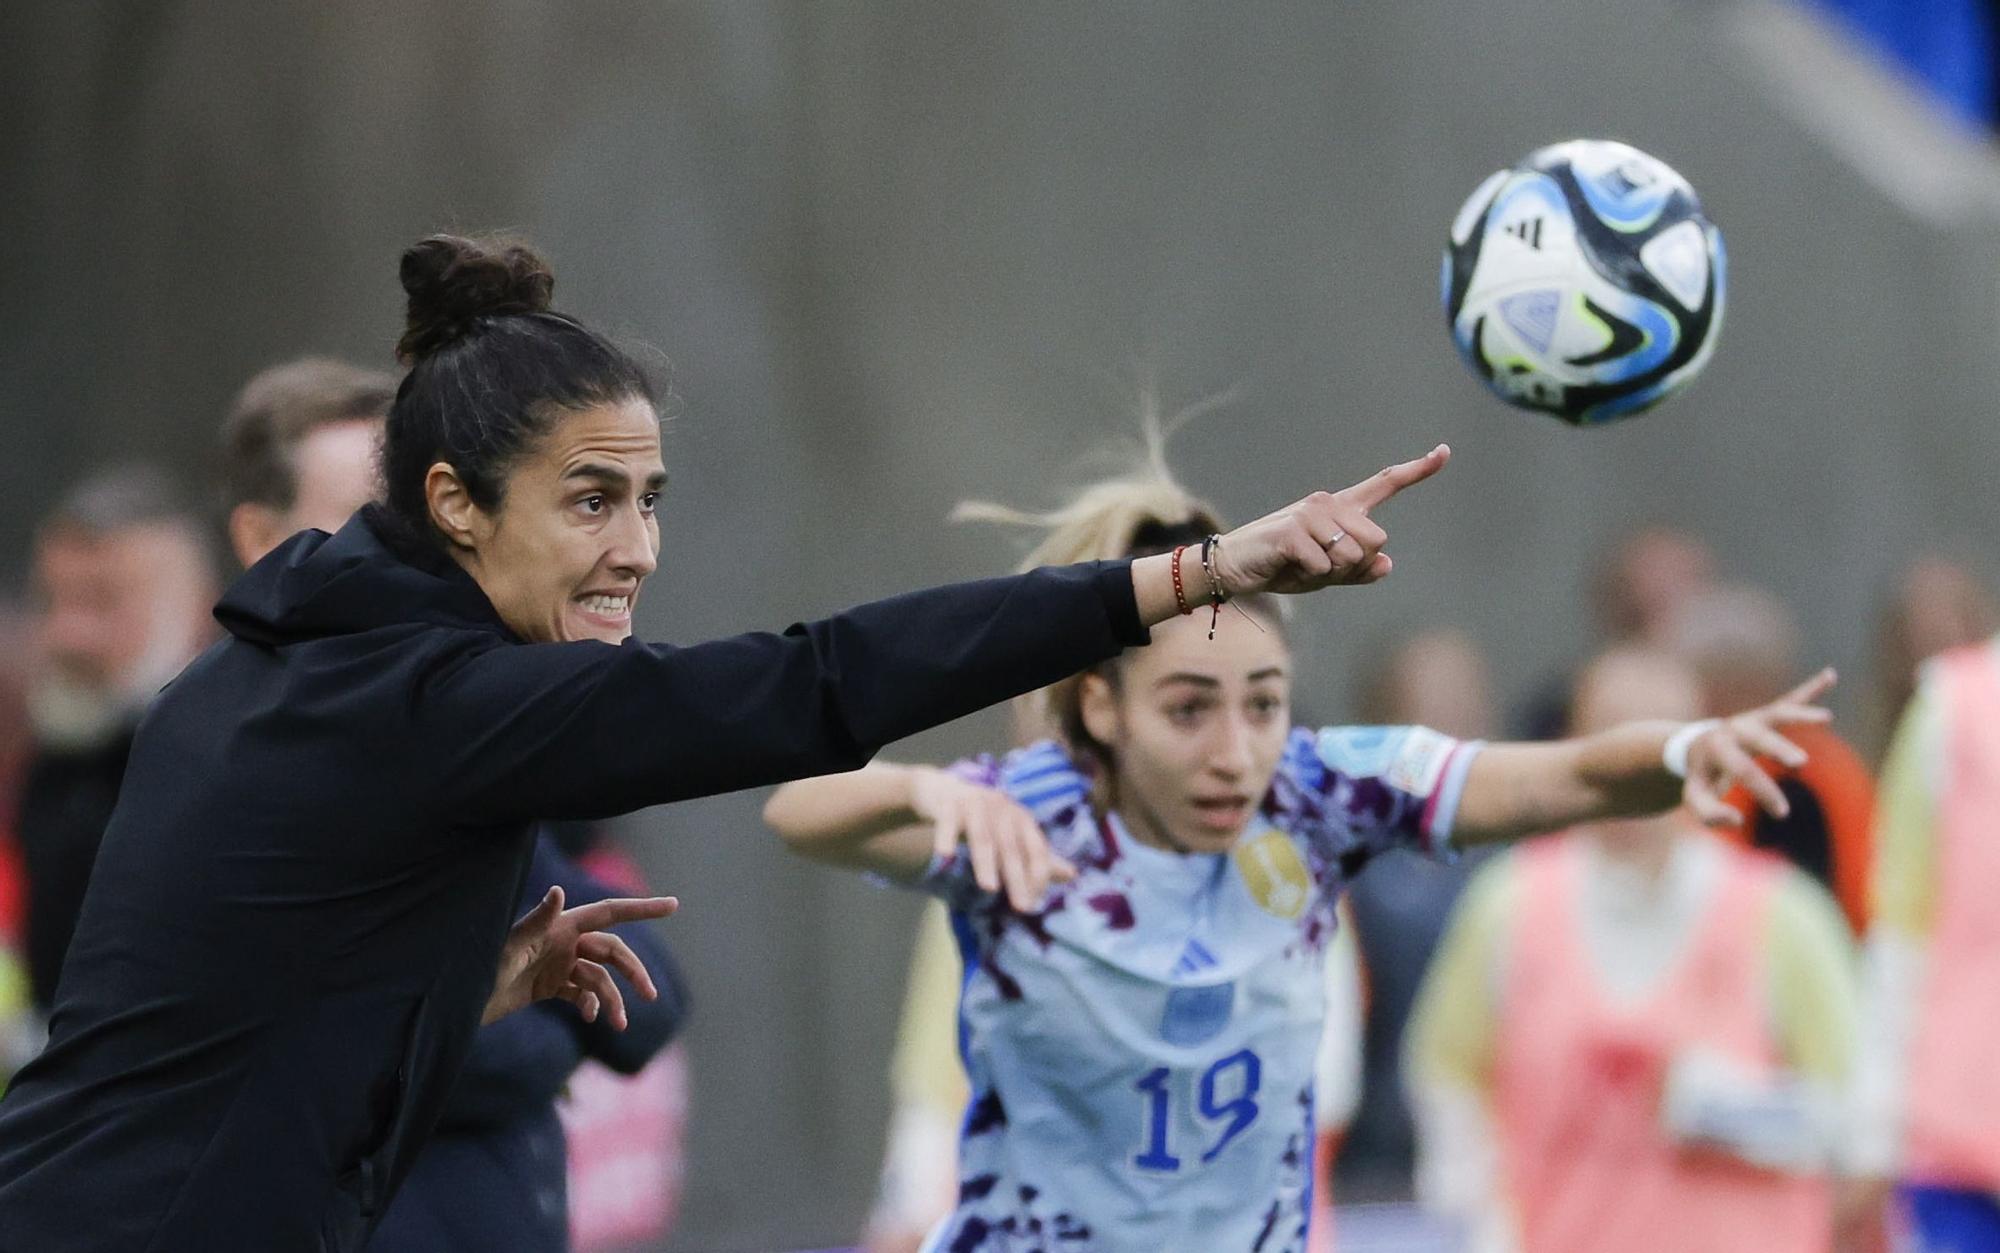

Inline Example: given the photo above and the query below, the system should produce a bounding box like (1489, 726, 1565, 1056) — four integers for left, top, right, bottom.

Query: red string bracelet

(1170, 545, 1195, 616)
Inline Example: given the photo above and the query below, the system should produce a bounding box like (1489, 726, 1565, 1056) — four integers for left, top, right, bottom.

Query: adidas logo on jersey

(1171, 938, 1221, 979)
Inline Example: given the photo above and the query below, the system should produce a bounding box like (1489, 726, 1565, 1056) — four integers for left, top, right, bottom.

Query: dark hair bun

(396, 234, 556, 362)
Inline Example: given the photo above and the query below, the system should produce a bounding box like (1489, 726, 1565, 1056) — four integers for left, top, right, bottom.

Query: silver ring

(1327, 530, 1347, 548)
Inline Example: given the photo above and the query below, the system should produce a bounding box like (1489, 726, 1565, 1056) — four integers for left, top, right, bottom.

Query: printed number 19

(1133, 1049, 1262, 1172)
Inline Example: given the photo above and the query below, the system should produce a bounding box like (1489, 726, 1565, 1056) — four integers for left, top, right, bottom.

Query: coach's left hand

(483, 886, 678, 1029)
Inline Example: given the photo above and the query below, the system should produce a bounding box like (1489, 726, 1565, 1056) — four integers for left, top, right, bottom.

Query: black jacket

(366, 836, 685, 1253)
(0, 505, 1141, 1252)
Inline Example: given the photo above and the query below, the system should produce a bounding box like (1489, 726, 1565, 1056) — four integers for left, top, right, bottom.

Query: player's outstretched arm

(1450, 669, 1837, 847)
(765, 764, 1072, 913)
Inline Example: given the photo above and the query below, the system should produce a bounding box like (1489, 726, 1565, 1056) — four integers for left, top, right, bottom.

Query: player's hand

(1211, 444, 1451, 594)
(1682, 668, 1836, 827)
(910, 766, 1075, 912)
(484, 886, 677, 1029)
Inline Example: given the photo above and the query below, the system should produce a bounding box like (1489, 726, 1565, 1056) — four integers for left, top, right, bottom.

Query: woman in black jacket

(0, 234, 1449, 1252)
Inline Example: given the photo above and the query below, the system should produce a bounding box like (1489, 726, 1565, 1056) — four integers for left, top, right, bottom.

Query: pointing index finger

(1778, 666, 1838, 709)
(564, 895, 679, 933)
(1343, 444, 1451, 512)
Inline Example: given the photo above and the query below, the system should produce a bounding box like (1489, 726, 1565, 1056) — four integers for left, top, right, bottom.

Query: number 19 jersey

(918, 725, 1479, 1252)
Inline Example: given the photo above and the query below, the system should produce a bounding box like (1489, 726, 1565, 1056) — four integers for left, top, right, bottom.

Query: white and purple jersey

(915, 725, 1480, 1253)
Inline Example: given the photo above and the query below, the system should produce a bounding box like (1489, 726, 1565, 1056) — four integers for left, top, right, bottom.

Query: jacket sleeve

(431, 1004, 584, 1134)
(415, 562, 1144, 824)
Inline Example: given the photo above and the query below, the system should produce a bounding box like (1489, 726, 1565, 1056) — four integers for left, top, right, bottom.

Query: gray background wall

(4, 3, 1996, 1248)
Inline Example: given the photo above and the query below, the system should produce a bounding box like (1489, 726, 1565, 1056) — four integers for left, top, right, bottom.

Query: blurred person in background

(1339, 628, 1500, 1199)
(16, 466, 217, 1011)
(0, 606, 40, 919)
(0, 605, 42, 1085)
(1406, 647, 1860, 1253)
(1849, 625, 2000, 1251)
(1515, 525, 1717, 740)
(1671, 583, 1876, 933)
(863, 901, 971, 1253)
(1305, 912, 1365, 1253)
(1597, 526, 1719, 647)
(547, 819, 691, 1253)
(768, 453, 1831, 1251)
(1868, 554, 1998, 762)
(220, 355, 689, 1253)
(220, 356, 398, 562)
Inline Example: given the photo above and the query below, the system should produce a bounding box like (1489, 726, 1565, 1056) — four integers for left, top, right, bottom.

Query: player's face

(1088, 609, 1291, 855)
(463, 398, 664, 645)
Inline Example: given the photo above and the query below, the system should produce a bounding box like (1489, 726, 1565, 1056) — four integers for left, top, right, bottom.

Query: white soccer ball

(1442, 139, 1726, 426)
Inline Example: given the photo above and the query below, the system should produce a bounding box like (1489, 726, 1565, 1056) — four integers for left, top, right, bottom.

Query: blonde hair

(952, 398, 1224, 568)
(955, 475, 1224, 573)
(951, 408, 1276, 773)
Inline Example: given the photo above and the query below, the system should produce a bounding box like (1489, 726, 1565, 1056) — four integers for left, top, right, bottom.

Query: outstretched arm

(421, 447, 1453, 826)
(765, 763, 1071, 913)
(1453, 669, 1837, 847)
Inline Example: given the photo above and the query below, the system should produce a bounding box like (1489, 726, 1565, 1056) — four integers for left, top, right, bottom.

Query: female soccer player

(855, 475, 1365, 1253)
(766, 468, 1835, 1252)
(0, 234, 1450, 1253)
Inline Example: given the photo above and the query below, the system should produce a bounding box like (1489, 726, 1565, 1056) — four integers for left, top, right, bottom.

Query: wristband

(1199, 534, 1226, 640)
(1170, 546, 1195, 616)
(1662, 719, 1721, 779)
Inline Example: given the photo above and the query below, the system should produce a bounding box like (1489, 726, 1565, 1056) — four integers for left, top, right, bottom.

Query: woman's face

(449, 397, 665, 645)
(1081, 608, 1292, 855)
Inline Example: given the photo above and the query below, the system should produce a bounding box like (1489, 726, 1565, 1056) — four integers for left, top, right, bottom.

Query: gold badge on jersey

(1233, 831, 1311, 920)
